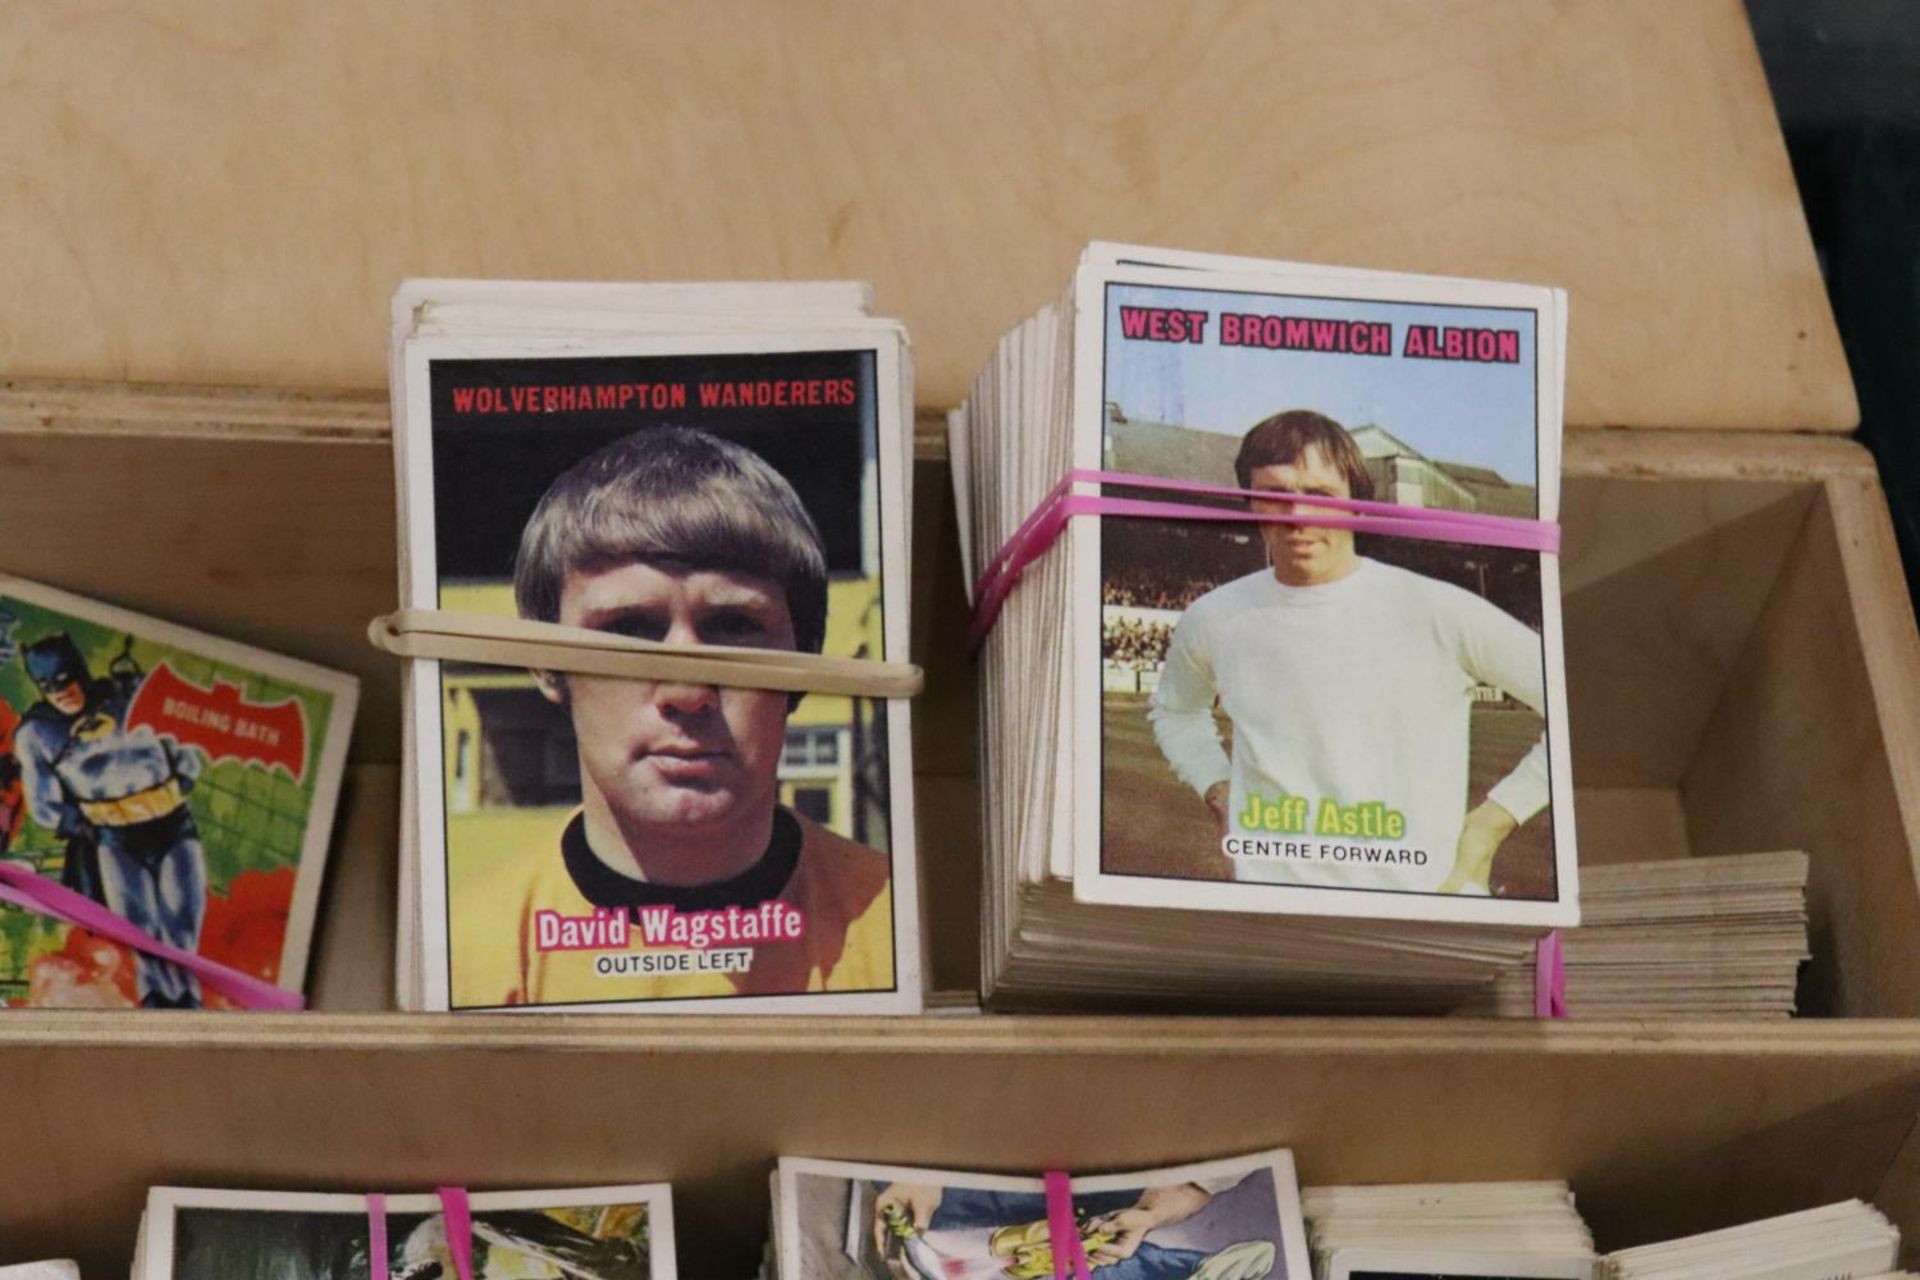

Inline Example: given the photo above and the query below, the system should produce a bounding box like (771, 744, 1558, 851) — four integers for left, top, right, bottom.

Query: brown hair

(513, 426, 828, 654)
(1233, 410, 1374, 500)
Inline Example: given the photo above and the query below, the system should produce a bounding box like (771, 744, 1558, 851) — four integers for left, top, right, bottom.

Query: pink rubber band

(438, 1186, 476, 1280)
(0, 862, 304, 1011)
(365, 1189, 474, 1280)
(970, 468, 1560, 651)
(366, 1194, 389, 1280)
(1534, 929, 1568, 1019)
(1043, 1170, 1092, 1280)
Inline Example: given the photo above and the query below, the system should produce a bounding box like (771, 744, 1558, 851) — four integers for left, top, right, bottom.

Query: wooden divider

(5, 391, 1920, 1011)
(0, 1, 1851, 429)
(1, 1021, 1917, 1276)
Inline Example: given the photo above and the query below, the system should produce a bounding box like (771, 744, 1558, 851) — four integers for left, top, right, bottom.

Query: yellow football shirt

(450, 807, 895, 1008)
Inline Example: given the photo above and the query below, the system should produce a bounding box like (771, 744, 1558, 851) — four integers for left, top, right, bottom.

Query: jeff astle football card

(1069, 262, 1576, 928)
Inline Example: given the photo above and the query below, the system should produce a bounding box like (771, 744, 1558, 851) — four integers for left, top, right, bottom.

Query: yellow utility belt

(79, 779, 185, 827)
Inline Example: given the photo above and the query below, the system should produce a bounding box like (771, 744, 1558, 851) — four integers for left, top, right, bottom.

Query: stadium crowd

(1102, 614, 1173, 669)
(1101, 570, 1203, 611)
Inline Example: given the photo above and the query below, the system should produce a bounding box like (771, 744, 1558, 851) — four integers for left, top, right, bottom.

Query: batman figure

(14, 633, 208, 1008)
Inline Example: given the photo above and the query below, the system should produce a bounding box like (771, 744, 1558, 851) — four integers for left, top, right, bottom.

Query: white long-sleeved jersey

(1146, 558, 1549, 893)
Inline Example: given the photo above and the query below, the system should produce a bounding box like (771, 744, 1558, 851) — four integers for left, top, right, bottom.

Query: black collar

(561, 807, 803, 915)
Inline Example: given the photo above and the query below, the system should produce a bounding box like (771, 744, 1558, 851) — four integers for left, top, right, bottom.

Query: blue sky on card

(1103, 282, 1540, 484)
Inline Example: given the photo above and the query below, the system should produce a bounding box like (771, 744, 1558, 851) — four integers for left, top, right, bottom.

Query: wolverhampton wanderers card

(1069, 252, 1577, 928)
(0, 575, 357, 1008)
(391, 281, 921, 1013)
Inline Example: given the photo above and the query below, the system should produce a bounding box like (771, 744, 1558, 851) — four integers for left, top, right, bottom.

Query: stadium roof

(1437, 461, 1511, 487)
(1103, 406, 1542, 518)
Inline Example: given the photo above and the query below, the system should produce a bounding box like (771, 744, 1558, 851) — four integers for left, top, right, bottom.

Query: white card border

(396, 328, 921, 1014)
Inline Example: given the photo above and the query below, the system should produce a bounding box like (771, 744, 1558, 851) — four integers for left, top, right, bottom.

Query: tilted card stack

(133, 1184, 675, 1280)
(388, 280, 920, 1013)
(0, 576, 356, 1009)
(1459, 850, 1809, 1018)
(1302, 1182, 1595, 1280)
(768, 1149, 1310, 1280)
(951, 243, 1576, 1011)
(1601, 1201, 1900, 1280)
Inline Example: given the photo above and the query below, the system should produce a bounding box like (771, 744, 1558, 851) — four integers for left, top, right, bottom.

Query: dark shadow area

(1749, 1, 1920, 597)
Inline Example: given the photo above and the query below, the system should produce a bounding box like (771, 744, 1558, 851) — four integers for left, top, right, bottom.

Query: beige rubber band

(367, 609, 923, 699)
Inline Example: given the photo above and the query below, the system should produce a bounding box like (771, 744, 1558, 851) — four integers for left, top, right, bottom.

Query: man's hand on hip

(1204, 780, 1232, 837)
(871, 1183, 942, 1255)
(1438, 799, 1518, 894)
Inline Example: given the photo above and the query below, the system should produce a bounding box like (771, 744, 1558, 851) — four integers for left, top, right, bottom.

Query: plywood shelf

(9, 1009, 1920, 1057)
(6, 382, 1920, 1014)
(3, 1004, 1919, 1278)
(0, 378, 389, 443)
(0, 377, 1891, 471)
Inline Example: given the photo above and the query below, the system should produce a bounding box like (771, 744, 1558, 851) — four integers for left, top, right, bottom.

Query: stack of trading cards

(1460, 851, 1809, 1018)
(388, 280, 921, 1014)
(950, 243, 1576, 1010)
(1303, 1182, 1595, 1280)
(1601, 1201, 1899, 1280)
(133, 1184, 674, 1280)
(768, 1149, 1310, 1280)
(0, 576, 357, 1009)
(0, 1263, 79, 1280)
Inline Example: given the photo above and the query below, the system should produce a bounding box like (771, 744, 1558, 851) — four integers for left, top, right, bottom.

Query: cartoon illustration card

(393, 322, 920, 1013)
(0, 576, 357, 1008)
(138, 1184, 674, 1280)
(1069, 258, 1577, 928)
(775, 1150, 1310, 1280)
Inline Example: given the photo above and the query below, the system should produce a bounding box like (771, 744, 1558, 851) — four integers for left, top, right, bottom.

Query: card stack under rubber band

(950, 243, 1577, 1012)
(1456, 849, 1810, 1018)
(764, 1149, 1311, 1280)
(386, 279, 921, 1014)
(131, 1183, 676, 1280)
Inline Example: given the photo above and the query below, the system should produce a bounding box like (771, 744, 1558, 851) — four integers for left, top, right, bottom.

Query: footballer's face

(1247, 445, 1361, 587)
(546, 560, 794, 859)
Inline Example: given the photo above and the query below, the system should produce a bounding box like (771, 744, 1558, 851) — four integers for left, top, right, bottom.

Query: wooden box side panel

(1561, 474, 1816, 788)
(305, 765, 401, 1011)
(0, 428, 402, 761)
(1685, 479, 1920, 1016)
(0, 1042, 1914, 1279)
(0, 1, 1851, 430)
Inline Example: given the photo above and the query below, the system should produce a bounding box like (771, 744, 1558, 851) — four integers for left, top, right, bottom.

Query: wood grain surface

(6, 390, 1920, 1010)
(0, 1026, 1916, 1276)
(0, 1, 1853, 428)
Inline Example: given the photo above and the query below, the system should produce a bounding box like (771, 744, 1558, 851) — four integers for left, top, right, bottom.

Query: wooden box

(3, 393, 1920, 1280)
(3, 3, 1920, 1278)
